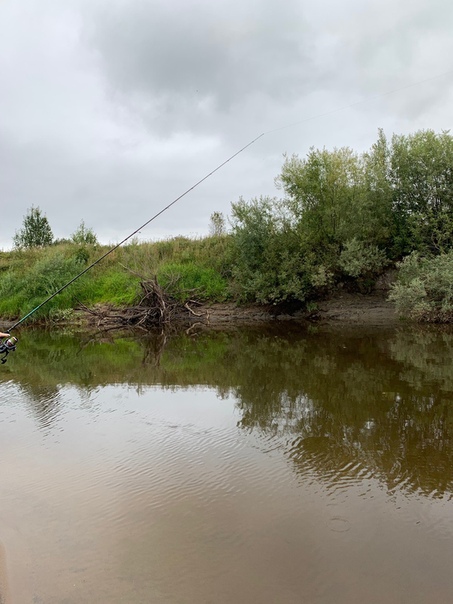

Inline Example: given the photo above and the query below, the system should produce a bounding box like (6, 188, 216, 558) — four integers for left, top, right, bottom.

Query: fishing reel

(0, 336, 18, 364)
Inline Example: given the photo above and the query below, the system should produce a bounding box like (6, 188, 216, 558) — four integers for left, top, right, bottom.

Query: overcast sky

(1, 0, 452, 249)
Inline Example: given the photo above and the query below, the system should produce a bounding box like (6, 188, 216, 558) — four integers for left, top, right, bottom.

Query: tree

(209, 211, 226, 237)
(71, 220, 98, 245)
(361, 128, 394, 247)
(13, 206, 53, 248)
(277, 147, 369, 252)
(389, 129, 453, 254)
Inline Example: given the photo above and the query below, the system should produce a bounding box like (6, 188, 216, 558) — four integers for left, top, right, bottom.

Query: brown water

(1, 325, 453, 603)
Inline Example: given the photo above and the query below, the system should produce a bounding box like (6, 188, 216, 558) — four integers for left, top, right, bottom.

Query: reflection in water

(239, 328, 453, 499)
(1, 325, 453, 602)
(3, 325, 453, 498)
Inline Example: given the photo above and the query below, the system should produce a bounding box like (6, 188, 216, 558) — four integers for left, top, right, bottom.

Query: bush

(339, 238, 388, 278)
(230, 196, 315, 304)
(389, 252, 453, 322)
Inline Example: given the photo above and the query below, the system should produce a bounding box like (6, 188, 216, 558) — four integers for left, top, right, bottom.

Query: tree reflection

(1, 324, 453, 497)
(234, 328, 453, 499)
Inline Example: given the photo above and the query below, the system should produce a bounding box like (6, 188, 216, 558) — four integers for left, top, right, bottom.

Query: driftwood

(76, 276, 209, 330)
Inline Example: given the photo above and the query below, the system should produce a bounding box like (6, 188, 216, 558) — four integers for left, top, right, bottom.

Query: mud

(72, 292, 398, 330)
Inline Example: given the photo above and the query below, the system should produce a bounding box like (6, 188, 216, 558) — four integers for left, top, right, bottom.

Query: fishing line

(5, 68, 451, 333)
(264, 69, 452, 135)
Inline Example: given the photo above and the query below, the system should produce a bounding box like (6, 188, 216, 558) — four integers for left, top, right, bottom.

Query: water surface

(1, 325, 453, 603)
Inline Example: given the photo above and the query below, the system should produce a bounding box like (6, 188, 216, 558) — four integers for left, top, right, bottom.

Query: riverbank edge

(0, 290, 399, 332)
(66, 290, 399, 330)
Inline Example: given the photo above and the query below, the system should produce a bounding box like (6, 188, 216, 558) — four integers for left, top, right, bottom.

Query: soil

(312, 290, 398, 326)
(194, 291, 397, 328)
(70, 289, 398, 331)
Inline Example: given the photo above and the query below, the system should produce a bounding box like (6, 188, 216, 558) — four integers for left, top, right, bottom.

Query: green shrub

(389, 252, 453, 322)
(23, 254, 84, 300)
(230, 196, 316, 304)
(339, 238, 388, 278)
(74, 246, 91, 264)
(71, 221, 98, 245)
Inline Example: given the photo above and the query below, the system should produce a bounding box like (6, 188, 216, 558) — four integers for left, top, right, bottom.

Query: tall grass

(0, 235, 233, 322)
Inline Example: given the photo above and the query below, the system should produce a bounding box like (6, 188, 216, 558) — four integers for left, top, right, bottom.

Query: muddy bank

(314, 291, 398, 326)
(0, 289, 399, 334)
(188, 292, 397, 327)
(69, 290, 398, 331)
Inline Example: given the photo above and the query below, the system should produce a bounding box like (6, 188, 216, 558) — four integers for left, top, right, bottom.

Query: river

(0, 324, 452, 603)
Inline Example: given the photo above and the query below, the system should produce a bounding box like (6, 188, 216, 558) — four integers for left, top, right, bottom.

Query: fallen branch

(77, 274, 211, 330)
(184, 303, 203, 317)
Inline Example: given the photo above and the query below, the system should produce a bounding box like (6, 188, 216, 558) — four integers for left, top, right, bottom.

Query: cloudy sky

(1, 0, 452, 249)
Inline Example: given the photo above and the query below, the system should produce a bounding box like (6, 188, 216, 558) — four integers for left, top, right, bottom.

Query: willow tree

(389, 129, 453, 254)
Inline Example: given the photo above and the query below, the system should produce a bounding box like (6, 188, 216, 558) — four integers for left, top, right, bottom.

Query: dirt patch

(76, 292, 398, 329)
(186, 290, 399, 328)
(188, 289, 398, 328)
(314, 291, 398, 326)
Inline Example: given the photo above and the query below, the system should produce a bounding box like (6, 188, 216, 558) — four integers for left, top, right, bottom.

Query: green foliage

(74, 246, 90, 264)
(71, 220, 98, 245)
(13, 206, 54, 249)
(23, 253, 84, 300)
(230, 196, 313, 304)
(277, 128, 453, 260)
(361, 129, 394, 246)
(277, 147, 375, 249)
(390, 130, 453, 254)
(229, 128, 453, 306)
(339, 238, 388, 278)
(158, 262, 228, 302)
(389, 252, 453, 321)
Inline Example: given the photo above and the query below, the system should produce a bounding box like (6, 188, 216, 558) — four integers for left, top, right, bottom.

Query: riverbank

(62, 289, 397, 332)
(195, 291, 397, 327)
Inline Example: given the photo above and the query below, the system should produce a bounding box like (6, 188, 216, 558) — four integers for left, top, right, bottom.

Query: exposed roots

(76, 276, 209, 330)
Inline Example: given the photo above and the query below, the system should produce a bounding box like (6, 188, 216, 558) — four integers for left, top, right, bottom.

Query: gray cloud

(89, 0, 316, 111)
(1, 0, 453, 251)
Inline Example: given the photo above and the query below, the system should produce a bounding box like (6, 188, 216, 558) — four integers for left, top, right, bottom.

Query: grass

(0, 236, 234, 322)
